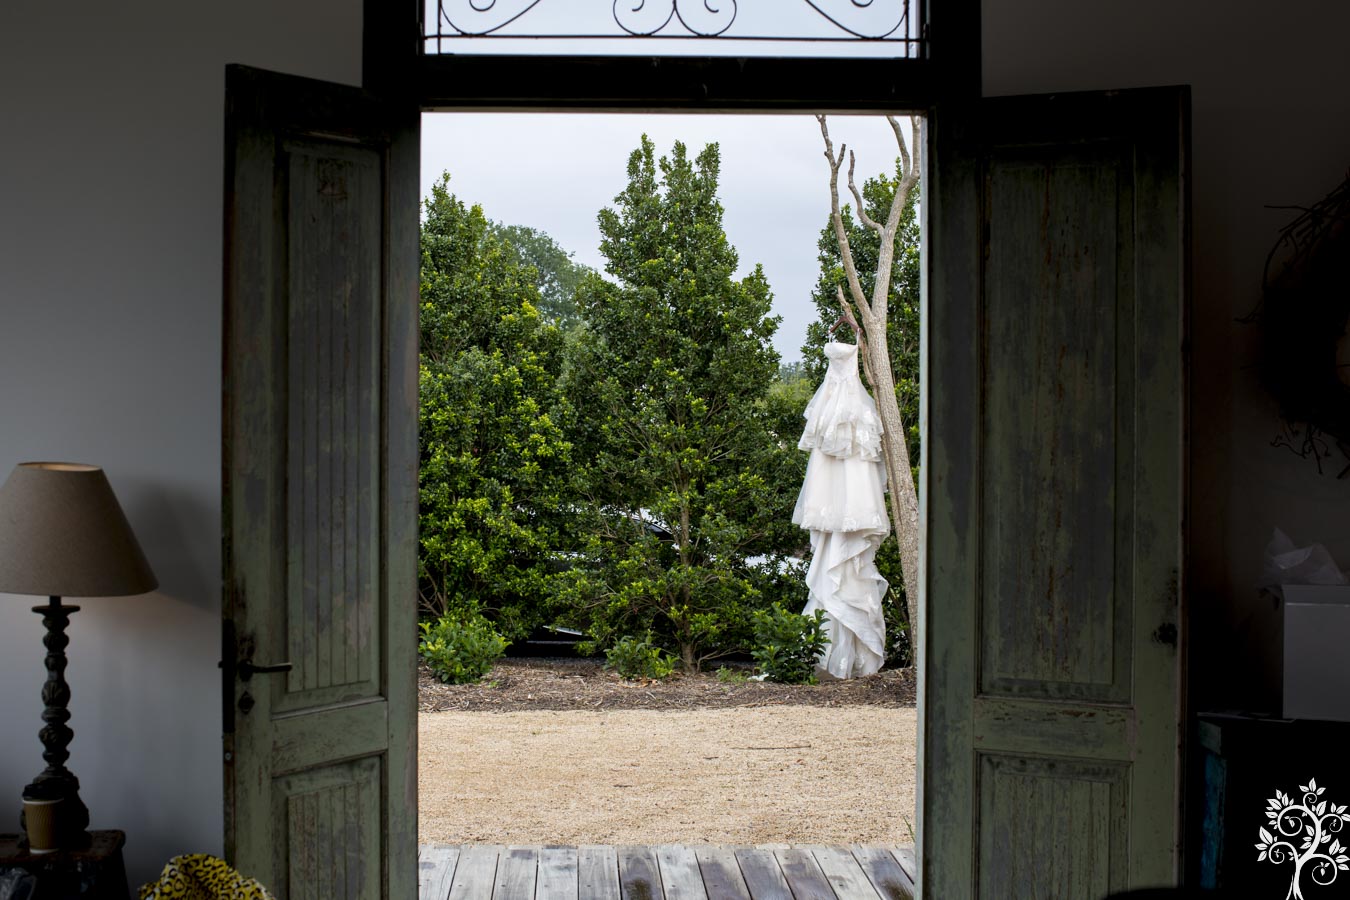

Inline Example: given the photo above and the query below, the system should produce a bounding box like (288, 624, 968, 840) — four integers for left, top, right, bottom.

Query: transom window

(421, 1, 926, 58)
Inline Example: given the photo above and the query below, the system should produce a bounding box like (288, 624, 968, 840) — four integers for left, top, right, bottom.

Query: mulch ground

(417, 657, 916, 712)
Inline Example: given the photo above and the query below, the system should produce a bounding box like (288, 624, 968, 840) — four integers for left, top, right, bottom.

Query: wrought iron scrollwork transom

(430, 0, 913, 45)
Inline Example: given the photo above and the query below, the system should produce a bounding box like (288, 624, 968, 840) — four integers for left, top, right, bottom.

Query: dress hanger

(827, 315, 859, 342)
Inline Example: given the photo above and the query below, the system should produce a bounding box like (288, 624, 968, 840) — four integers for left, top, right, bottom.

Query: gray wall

(1, 0, 1347, 890)
(982, 0, 1350, 709)
(0, 0, 362, 884)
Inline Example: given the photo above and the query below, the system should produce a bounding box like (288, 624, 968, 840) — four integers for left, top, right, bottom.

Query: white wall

(0, 0, 362, 885)
(982, 0, 1350, 709)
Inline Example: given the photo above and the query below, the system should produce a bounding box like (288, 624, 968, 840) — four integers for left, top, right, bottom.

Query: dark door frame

(362, 0, 981, 110)
(359, 0, 982, 883)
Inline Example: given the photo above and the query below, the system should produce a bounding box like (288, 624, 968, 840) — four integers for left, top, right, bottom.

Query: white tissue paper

(1259, 528, 1348, 600)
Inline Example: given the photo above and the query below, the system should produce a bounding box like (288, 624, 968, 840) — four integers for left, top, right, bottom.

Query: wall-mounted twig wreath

(1244, 173, 1350, 478)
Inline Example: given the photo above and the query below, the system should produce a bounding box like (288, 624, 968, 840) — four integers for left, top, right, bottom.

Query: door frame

(346, 1, 1183, 894)
(363, 0, 982, 111)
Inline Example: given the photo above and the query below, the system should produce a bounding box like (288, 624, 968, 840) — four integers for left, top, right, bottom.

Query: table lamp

(0, 462, 158, 850)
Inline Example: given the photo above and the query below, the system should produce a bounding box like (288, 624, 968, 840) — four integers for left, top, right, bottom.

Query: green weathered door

(922, 88, 1188, 898)
(222, 64, 419, 899)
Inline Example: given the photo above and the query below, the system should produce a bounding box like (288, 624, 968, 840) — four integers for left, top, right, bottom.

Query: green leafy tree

(418, 173, 577, 640)
(800, 158, 922, 668)
(563, 136, 796, 672)
(490, 222, 592, 330)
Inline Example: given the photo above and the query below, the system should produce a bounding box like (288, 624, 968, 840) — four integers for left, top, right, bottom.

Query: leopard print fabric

(139, 854, 275, 900)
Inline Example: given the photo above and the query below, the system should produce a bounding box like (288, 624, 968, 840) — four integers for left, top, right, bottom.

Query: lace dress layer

(791, 341, 889, 679)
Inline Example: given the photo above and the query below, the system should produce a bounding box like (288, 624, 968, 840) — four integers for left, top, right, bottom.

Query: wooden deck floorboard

(577, 846, 621, 900)
(418, 844, 915, 900)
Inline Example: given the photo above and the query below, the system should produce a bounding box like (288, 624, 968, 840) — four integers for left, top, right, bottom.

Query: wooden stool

(0, 830, 129, 900)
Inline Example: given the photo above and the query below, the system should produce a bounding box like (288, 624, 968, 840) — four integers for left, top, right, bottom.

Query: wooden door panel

(924, 87, 1187, 898)
(271, 758, 382, 900)
(224, 64, 419, 900)
(280, 137, 384, 712)
(978, 141, 1135, 704)
(977, 755, 1128, 900)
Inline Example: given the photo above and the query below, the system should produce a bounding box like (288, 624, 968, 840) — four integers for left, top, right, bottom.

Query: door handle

(238, 658, 294, 681)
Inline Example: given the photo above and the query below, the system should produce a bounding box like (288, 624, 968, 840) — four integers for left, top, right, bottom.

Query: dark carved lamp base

(18, 598, 93, 851)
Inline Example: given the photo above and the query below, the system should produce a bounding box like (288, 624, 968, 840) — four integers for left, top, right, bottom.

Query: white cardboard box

(1282, 584, 1350, 721)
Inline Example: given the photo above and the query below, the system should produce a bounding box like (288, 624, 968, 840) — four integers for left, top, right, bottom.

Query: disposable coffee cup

(22, 797, 61, 854)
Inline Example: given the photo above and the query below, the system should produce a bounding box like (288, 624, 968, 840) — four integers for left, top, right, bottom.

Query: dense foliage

(751, 604, 830, 684)
(418, 175, 578, 640)
(604, 634, 677, 681)
(561, 137, 802, 672)
(491, 222, 592, 330)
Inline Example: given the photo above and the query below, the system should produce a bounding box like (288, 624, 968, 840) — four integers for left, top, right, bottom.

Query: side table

(0, 830, 129, 900)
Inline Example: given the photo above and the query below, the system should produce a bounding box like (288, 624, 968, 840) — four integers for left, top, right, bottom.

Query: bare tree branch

(817, 114, 875, 321)
(902, 116, 921, 200)
(888, 115, 911, 183)
(869, 116, 922, 320)
(835, 285, 863, 343)
(848, 150, 883, 234)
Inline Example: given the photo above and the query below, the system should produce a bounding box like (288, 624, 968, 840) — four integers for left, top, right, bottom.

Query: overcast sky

(420, 113, 912, 363)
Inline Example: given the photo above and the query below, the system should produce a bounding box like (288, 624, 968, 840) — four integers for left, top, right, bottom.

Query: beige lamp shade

(0, 462, 158, 597)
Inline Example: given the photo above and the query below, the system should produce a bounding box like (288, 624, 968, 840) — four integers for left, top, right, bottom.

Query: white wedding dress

(792, 341, 889, 679)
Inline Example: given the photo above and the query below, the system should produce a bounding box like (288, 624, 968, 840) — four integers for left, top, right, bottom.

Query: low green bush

(751, 603, 829, 684)
(604, 634, 676, 681)
(715, 665, 750, 684)
(418, 611, 508, 684)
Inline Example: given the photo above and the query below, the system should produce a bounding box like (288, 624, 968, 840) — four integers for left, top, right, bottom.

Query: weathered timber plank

(655, 845, 706, 900)
(448, 844, 502, 900)
(578, 846, 622, 900)
(693, 847, 750, 900)
(619, 845, 665, 900)
(314, 220, 333, 693)
(889, 846, 917, 885)
(537, 846, 578, 900)
(732, 848, 791, 900)
(418, 845, 459, 900)
(809, 846, 882, 900)
(771, 848, 836, 900)
(495, 846, 539, 899)
(850, 847, 914, 900)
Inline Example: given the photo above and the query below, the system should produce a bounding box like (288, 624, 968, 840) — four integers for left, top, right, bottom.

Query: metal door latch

(238, 658, 294, 681)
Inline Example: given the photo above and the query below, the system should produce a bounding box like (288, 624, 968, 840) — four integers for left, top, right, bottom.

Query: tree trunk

(817, 115, 923, 651)
(678, 494, 698, 673)
(863, 338, 921, 623)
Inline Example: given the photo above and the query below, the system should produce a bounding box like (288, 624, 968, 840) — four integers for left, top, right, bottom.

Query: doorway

(413, 111, 925, 859)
